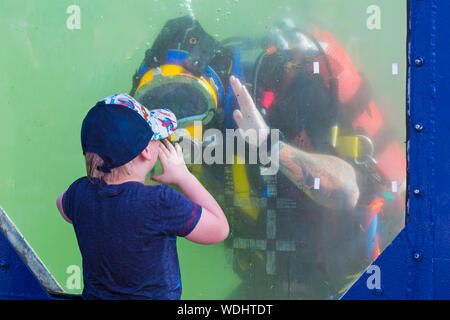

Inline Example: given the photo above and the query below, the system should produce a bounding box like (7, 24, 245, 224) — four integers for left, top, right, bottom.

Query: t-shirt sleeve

(62, 177, 85, 222)
(157, 185, 202, 237)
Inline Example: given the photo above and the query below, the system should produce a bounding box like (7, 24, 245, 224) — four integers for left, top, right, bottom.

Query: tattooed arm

(277, 141, 359, 210)
(229, 76, 360, 210)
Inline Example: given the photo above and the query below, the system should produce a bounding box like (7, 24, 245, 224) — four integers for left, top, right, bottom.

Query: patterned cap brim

(99, 93, 178, 140)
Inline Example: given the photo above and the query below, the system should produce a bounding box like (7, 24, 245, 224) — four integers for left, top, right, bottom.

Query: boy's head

(81, 93, 177, 182)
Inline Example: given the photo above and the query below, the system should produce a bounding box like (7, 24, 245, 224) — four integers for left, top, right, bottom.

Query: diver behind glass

(130, 15, 403, 299)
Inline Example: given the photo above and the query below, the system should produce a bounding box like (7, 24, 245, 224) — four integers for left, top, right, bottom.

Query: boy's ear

(140, 141, 160, 161)
(140, 145, 153, 161)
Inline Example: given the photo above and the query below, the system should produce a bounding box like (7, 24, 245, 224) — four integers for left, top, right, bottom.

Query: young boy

(56, 93, 229, 300)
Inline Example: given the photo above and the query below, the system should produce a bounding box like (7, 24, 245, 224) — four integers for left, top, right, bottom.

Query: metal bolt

(413, 251, 423, 261)
(414, 57, 424, 67)
(413, 189, 423, 196)
(0, 260, 9, 270)
(374, 288, 384, 296)
(414, 124, 424, 132)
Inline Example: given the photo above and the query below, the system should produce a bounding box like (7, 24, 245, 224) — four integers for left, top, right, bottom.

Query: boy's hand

(151, 139, 192, 185)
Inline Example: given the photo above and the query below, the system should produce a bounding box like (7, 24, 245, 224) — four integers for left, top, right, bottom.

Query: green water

(0, 0, 406, 298)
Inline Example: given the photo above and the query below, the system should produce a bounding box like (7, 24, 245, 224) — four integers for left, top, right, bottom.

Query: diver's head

(133, 59, 225, 148)
(134, 64, 218, 130)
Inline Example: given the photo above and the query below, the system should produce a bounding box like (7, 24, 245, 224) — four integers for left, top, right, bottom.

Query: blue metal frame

(343, 0, 450, 299)
(0, 230, 51, 299)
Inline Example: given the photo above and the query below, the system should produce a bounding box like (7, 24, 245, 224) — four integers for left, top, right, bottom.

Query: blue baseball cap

(81, 93, 177, 173)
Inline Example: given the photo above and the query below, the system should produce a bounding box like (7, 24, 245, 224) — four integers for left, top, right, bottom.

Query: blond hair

(84, 152, 135, 183)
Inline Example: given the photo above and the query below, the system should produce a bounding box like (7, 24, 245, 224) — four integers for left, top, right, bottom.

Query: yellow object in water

(232, 155, 260, 221)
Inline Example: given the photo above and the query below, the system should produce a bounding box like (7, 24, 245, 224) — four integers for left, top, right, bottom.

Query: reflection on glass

(136, 1, 406, 300)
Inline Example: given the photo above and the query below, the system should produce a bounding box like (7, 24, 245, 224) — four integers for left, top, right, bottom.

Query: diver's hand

(230, 76, 270, 146)
(151, 139, 193, 185)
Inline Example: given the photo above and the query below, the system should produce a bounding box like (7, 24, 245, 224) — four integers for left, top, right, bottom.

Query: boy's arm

(56, 191, 73, 224)
(151, 140, 229, 245)
(175, 173, 229, 245)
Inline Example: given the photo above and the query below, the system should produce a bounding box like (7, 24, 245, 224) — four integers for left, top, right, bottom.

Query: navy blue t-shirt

(62, 177, 202, 300)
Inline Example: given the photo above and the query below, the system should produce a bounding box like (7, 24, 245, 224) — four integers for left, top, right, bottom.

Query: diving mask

(135, 64, 219, 130)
